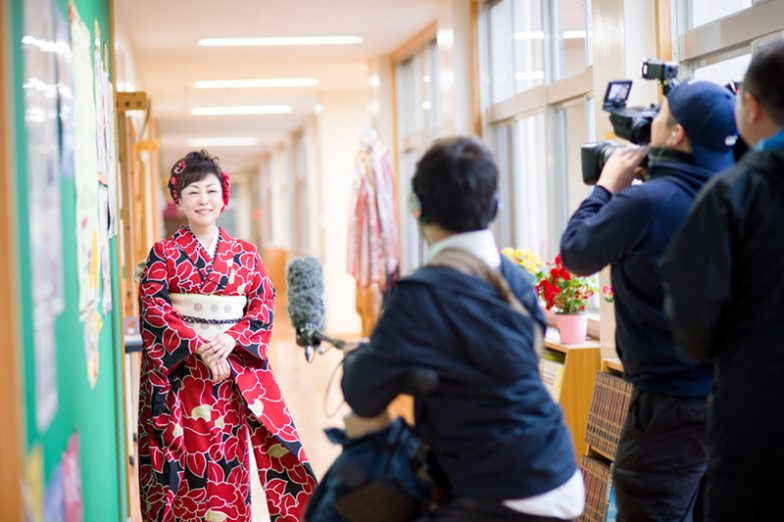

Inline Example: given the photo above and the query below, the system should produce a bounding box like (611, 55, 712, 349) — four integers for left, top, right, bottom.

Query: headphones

(408, 190, 424, 220)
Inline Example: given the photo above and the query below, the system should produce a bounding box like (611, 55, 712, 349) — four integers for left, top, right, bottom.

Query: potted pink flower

(536, 255, 596, 344)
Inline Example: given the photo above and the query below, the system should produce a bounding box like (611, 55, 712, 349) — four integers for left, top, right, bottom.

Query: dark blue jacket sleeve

(660, 178, 733, 360)
(519, 271, 547, 332)
(560, 185, 651, 275)
(342, 284, 432, 417)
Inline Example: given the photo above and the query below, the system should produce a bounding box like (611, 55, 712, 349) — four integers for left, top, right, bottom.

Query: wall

(368, 56, 397, 151)
(437, 0, 479, 136)
(254, 154, 272, 247)
(302, 114, 323, 259)
(314, 90, 370, 335)
(10, 0, 126, 519)
(269, 139, 293, 250)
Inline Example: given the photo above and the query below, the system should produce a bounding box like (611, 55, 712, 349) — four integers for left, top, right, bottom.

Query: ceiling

(116, 0, 439, 172)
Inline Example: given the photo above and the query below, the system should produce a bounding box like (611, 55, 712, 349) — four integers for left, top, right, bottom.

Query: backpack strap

(429, 248, 543, 358)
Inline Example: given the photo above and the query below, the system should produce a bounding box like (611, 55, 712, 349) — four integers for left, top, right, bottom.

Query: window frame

(480, 0, 594, 259)
(394, 37, 441, 275)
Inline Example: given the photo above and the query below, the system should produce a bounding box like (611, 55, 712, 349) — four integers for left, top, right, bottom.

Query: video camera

(581, 59, 679, 185)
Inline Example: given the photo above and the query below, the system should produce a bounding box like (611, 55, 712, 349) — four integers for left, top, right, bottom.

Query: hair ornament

(220, 171, 231, 209)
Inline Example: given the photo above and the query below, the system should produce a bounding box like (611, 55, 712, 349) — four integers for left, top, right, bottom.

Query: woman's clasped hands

(197, 333, 236, 381)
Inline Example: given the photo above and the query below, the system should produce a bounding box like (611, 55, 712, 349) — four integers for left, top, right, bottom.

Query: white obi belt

(170, 293, 247, 338)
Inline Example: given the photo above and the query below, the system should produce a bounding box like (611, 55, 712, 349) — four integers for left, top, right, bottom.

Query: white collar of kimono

(195, 229, 219, 258)
(427, 229, 501, 269)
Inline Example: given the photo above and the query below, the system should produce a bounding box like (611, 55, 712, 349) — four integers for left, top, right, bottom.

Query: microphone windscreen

(286, 256, 325, 331)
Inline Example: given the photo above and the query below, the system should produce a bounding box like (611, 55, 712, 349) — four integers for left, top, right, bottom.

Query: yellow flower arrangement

(501, 247, 544, 277)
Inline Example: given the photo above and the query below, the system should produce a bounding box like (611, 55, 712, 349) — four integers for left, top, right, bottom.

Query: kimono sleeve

(224, 250, 275, 363)
(139, 241, 206, 374)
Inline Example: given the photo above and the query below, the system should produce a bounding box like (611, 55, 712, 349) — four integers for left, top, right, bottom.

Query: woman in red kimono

(138, 150, 316, 521)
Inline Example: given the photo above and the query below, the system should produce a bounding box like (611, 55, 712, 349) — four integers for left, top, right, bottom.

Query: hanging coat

(137, 226, 316, 522)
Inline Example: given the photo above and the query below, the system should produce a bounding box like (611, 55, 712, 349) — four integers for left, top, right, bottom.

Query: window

(693, 53, 752, 84)
(492, 122, 514, 248)
(674, 1, 784, 110)
(558, 97, 599, 310)
(292, 132, 310, 254)
(553, 0, 591, 80)
(513, 113, 548, 256)
(489, 0, 514, 103)
(395, 40, 441, 274)
(688, 0, 752, 28)
(513, 1, 545, 93)
(480, 0, 593, 260)
(560, 98, 593, 216)
(674, 1, 784, 69)
(397, 150, 426, 274)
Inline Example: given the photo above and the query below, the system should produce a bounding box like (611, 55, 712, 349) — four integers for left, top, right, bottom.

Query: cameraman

(559, 80, 738, 521)
(342, 137, 583, 521)
(660, 40, 784, 521)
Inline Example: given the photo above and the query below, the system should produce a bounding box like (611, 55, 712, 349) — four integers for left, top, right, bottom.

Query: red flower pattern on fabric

(138, 227, 315, 521)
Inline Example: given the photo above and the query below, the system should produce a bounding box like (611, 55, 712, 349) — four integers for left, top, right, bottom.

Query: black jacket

(660, 147, 784, 477)
(341, 256, 576, 501)
(560, 154, 715, 397)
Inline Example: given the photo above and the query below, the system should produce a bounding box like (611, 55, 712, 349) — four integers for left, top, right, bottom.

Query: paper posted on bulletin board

(70, 0, 120, 388)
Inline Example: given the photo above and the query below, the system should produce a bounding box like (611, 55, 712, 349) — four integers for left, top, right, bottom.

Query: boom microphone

(286, 256, 346, 360)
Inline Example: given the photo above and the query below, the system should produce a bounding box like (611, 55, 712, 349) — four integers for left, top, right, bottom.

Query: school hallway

(3, 0, 784, 520)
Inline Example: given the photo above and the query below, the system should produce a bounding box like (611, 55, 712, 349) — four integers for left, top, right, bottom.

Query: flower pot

(556, 313, 588, 344)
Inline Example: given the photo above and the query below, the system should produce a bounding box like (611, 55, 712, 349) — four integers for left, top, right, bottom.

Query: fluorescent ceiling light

(198, 36, 362, 47)
(187, 137, 259, 147)
(193, 78, 318, 89)
(562, 30, 587, 39)
(514, 31, 545, 40)
(191, 105, 292, 116)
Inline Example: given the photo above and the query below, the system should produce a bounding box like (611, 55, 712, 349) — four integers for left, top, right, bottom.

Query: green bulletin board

(10, 0, 126, 519)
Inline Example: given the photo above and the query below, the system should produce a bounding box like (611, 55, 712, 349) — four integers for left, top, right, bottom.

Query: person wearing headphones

(559, 80, 738, 520)
(342, 136, 584, 521)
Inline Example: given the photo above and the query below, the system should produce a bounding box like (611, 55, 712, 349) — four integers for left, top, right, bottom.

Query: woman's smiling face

(178, 173, 223, 228)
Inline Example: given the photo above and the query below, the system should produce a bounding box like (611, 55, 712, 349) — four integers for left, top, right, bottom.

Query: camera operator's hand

(597, 145, 648, 194)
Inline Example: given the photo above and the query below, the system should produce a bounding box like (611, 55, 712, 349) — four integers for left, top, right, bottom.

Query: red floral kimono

(138, 226, 316, 521)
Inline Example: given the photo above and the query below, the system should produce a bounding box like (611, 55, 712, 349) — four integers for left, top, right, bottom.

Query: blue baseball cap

(666, 79, 738, 171)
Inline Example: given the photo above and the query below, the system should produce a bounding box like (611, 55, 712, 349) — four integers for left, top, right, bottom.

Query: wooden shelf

(602, 358, 623, 374)
(587, 443, 615, 463)
(542, 337, 601, 460)
(544, 337, 601, 354)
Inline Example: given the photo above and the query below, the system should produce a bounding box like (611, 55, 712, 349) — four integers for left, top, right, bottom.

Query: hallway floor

(128, 301, 351, 521)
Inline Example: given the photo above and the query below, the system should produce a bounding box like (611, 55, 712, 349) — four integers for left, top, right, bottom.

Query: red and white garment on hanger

(347, 141, 399, 290)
